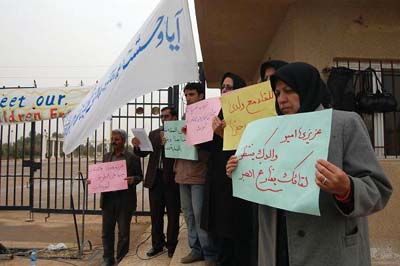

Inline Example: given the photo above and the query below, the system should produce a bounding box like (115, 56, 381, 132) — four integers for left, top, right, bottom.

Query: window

(333, 58, 400, 158)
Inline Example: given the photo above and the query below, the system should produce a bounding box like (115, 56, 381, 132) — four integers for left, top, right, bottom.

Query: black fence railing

(0, 84, 179, 216)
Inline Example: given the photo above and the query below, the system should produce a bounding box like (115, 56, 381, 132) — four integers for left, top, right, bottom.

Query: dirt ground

(0, 210, 150, 266)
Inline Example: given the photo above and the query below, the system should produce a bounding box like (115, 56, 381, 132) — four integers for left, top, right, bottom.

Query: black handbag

(356, 67, 398, 113)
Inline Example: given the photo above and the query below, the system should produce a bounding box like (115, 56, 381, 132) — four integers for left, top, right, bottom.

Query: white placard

(131, 128, 153, 152)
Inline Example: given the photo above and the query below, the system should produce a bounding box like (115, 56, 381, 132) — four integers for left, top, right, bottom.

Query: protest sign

(220, 81, 276, 150)
(186, 97, 221, 145)
(164, 120, 198, 160)
(88, 160, 128, 194)
(63, 0, 198, 154)
(0, 86, 90, 124)
(232, 109, 333, 216)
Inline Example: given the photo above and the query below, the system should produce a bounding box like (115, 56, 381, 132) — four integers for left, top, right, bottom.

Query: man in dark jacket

(100, 129, 142, 266)
(132, 106, 180, 258)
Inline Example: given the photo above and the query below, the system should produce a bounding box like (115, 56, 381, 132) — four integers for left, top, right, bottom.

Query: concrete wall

(261, 1, 400, 73)
(261, 2, 400, 254)
(369, 160, 400, 256)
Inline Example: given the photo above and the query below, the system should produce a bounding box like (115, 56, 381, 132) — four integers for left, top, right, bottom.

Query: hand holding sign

(232, 109, 333, 216)
(315, 159, 351, 198)
(212, 116, 226, 138)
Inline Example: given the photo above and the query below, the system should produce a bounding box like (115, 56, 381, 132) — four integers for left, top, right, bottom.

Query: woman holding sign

(226, 62, 392, 266)
(200, 72, 258, 266)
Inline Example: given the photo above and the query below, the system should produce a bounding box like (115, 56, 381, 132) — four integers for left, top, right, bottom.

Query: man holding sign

(97, 129, 142, 266)
(174, 83, 218, 265)
(132, 107, 181, 258)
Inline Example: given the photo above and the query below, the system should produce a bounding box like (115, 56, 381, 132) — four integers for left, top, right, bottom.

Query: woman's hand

(212, 116, 226, 138)
(315, 159, 351, 198)
(226, 155, 238, 178)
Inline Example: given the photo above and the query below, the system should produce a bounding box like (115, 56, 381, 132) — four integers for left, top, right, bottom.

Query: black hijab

(260, 60, 288, 81)
(219, 72, 246, 120)
(220, 72, 247, 90)
(270, 62, 327, 115)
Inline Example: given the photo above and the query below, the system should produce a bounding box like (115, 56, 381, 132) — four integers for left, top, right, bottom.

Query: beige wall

(261, 2, 400, 75)
(369, 160, 400, 253)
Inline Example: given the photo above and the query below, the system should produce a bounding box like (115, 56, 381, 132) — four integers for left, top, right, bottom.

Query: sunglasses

(160, 114, 171, 119)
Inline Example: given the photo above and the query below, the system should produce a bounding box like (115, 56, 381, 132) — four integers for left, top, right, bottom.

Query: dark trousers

(218, 237, 256, 266)
(102, 193, 133, 263)
(149, 172, 180, 251)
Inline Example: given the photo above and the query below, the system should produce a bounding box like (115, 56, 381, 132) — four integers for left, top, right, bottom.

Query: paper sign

(131, 128, 153, 152)
(164, 120, 198, 160)
(88, 160, 128, 194)
(63, 0, 198, 154)
(186, 97, 222, 145)
(232, 109, 333, 216)
(220, 81, 277, 150)
(0, 86, 90, 124)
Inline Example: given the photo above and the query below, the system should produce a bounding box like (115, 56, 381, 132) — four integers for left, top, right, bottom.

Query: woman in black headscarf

(200, 72, 258, 266)
(226, 62, 392, 266)
(260, 60, 288, 82)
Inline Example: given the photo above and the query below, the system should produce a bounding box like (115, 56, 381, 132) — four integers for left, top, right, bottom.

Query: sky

(0, 0, 212, 91)
(0, 0, 219, 142)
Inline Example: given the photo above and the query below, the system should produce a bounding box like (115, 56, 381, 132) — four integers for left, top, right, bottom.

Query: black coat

(200, 133, 257, 240)
(133, 128, 175, 189)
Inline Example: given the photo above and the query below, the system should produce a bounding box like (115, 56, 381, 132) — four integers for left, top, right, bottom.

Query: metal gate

(0, 85, 180, 216)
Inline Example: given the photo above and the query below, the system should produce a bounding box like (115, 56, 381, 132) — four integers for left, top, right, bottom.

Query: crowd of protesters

(99, 60, 392, 266)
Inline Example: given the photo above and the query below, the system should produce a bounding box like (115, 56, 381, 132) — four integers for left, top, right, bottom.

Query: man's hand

(181, 125, 187, 135)
(212, 116, 226, 138)
(125, 176, 135, 185)
(226, 155, 238, 178)
(160, 131, 166, 145)
(132, 137, 140, 147)
(315, 159, 351, 198)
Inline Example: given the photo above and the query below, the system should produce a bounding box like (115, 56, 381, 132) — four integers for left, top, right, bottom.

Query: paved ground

(0, 210, 150, 266)
(1, 211, 399, 266)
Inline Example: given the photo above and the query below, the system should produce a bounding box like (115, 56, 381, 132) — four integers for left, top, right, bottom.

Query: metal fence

(0, 84, 180, 216)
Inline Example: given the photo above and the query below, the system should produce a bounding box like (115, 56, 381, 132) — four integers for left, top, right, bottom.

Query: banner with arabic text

(63, 0, 198, 154)
(232, 109, 333, 216)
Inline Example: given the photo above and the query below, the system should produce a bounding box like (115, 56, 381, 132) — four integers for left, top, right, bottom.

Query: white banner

(63, 0, 198, 154)
(0, 86, 90, 124)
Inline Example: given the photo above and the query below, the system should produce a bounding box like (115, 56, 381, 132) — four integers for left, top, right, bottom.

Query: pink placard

(186, 97, 222, 145)
(88, 160, 128, 194)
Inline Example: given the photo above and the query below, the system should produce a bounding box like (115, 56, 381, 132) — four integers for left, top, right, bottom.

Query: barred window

(333, 58, 400, 158)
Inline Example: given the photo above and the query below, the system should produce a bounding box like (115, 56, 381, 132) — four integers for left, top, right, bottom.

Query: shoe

(146, 247, 163, 257)
(205, 261, 218, 266)
(180, 252, 203, 263)
(167, 249, 175, 258)
(101, 258, 115, 266)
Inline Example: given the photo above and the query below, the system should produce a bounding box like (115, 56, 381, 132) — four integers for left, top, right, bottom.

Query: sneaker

(205, 261, 218, 266)
(180, 252, 203, 263)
